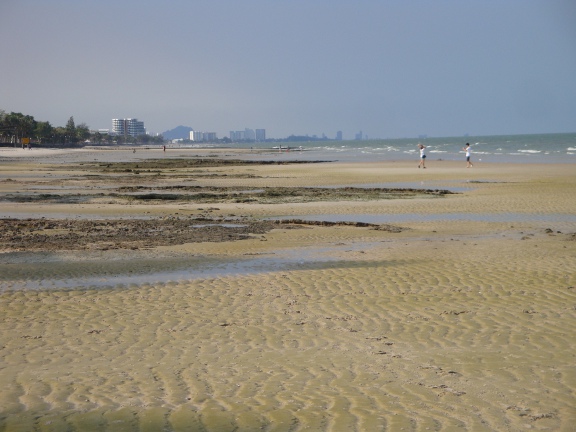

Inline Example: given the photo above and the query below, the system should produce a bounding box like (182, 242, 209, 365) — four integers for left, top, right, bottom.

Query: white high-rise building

(190, 131, 203, 141)
(190, 131, 217, 142)
(112, 118, 146, 137)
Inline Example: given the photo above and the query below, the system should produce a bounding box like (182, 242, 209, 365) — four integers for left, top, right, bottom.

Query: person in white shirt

(463, 143, 473, 168)
(418, 144, 427, 168)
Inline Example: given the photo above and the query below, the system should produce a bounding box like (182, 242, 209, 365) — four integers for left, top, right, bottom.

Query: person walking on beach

(418, 144, 427, 168)
(463, 143, 473, 167)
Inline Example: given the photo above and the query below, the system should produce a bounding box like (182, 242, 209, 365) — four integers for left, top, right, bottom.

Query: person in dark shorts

(418, 144, 426, 168)
(463, 143, 473, 167)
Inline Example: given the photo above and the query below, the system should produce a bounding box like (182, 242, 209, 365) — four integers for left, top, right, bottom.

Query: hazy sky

(1, 0, 575, 139)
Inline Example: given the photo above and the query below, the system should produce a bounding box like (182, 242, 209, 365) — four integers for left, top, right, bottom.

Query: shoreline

(2, 144, 575, 164)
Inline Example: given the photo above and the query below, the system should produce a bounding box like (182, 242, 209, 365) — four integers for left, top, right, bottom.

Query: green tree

(3, 112, 36, 143)
(0, 109, 7, 142)
(65, 116, 77, 143)
(53, 126, 67, 144)
(93, 131, 103, 144)
(152, 134, 164, 144)
(66, 116, 75, 131)
(105, 133, 115, 145)
(76, 122, 90, 142)
(138, 134, 151, 144)
(35, 121, 53, 143)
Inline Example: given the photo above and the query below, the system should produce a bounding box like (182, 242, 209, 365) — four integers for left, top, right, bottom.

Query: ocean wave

(517, 149, 541, 154)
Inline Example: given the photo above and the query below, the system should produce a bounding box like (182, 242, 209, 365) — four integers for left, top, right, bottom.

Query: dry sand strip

(0, 150, 575, 431)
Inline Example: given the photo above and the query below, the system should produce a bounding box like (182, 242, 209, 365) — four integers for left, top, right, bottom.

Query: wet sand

(1, 147, 575, 431)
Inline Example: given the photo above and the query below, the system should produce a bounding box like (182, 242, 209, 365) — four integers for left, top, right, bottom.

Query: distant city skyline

(1, 1, 575, 139)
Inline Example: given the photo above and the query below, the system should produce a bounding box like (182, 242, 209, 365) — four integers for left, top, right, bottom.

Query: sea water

(225, 132, 576, 164)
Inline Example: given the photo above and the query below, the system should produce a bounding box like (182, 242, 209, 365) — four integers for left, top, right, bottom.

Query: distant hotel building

(230, 128, 266, 142)
(189, 131, 203, 141)
(255, 129, 266, 142)
(230, 130, 245, 141)
(189, 131, 218, 142)
(203, 132, 217, 142)
(112, 118, 146, 137)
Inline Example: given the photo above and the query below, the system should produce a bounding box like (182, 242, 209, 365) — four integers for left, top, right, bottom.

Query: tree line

(0, 110, 164, 147)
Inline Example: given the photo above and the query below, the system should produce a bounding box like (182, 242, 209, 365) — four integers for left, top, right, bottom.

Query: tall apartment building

(231, 128, 265, 142)
(244, 128, 256, 141)
(230, 131, 245, 141)
(202, 132, 217, 142)
(112, 118, 146, 137)
(190, 131, 217, 142)
(189, 131, 203, 141)
(255, 129, 266, 142)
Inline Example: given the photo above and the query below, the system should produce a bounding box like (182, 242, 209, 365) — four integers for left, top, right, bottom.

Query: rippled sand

(1, 149, 575, 431)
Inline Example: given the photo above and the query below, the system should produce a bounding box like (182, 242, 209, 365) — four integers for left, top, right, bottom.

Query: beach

(1, 147, 575, 431)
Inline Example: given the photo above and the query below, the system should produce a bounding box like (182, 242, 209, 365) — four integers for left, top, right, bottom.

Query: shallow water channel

(0, 242, 375, 291)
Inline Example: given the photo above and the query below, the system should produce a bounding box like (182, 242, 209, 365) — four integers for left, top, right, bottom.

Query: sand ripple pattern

(1, 232, 575, 431)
